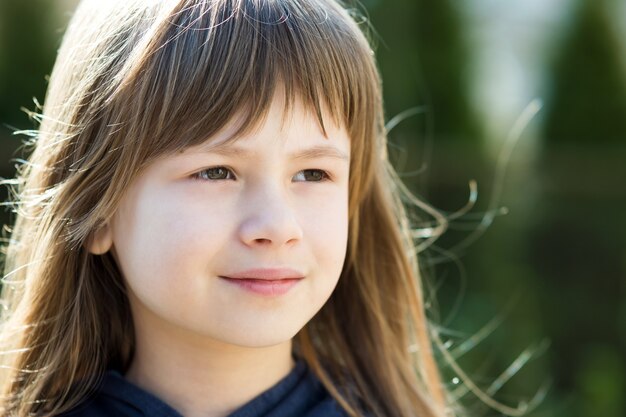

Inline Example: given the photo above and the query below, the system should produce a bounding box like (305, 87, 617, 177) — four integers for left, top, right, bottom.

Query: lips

(220, 267, 304, 281)
(219, 269, 304, 296)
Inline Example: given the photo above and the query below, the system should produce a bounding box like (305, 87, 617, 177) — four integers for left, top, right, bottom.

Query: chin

(211, 321, 304, 348)
(235, 329, 302, 348)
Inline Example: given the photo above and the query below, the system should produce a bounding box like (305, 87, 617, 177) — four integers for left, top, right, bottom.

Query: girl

(0, 0, 455, 416)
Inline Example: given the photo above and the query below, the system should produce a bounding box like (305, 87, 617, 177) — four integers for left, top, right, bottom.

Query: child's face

(105, 94, 350, 348)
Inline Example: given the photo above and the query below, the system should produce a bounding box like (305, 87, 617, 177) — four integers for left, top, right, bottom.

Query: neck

(124, 307, 296, 417)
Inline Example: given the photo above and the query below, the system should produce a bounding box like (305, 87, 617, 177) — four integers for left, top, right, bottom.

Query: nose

(238, 184, 303, 247)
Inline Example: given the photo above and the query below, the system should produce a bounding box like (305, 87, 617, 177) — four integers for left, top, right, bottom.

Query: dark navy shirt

(59, 357, 350, 417)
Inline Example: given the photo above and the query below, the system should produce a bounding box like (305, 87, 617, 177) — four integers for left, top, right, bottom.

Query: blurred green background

(0, 0, 624, 416)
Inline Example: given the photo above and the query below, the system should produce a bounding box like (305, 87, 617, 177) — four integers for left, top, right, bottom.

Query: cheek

(299, 190, 349, 272)
(110, 185, 231, 297)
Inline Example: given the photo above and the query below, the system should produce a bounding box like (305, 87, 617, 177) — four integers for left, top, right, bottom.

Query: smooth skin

(88, 93, 351, 417)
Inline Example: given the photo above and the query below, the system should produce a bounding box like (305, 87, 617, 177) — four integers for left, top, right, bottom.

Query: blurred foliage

(364, 0, 483, 147)
(0, 1, 625, 417)
(0, 0, 57, 126)
(365, 1, 548, 416)
(531, 1, 626, 416)
(363, 0, 491, 246)
(0, 0, 60, 224)
(542, 0, 626, 145)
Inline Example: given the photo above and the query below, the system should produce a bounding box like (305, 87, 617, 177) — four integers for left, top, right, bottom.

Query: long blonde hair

(0, 0, 452, 416)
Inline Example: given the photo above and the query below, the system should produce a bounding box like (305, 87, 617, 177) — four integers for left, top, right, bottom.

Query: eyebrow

(199, 143, 350, 162)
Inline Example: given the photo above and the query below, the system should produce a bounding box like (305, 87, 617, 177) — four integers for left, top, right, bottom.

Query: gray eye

(196, 167, 234, 180)
(293, 169, 329, 182)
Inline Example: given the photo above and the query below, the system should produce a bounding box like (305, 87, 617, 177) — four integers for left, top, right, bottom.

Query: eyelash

(190, 166, 331, 182)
